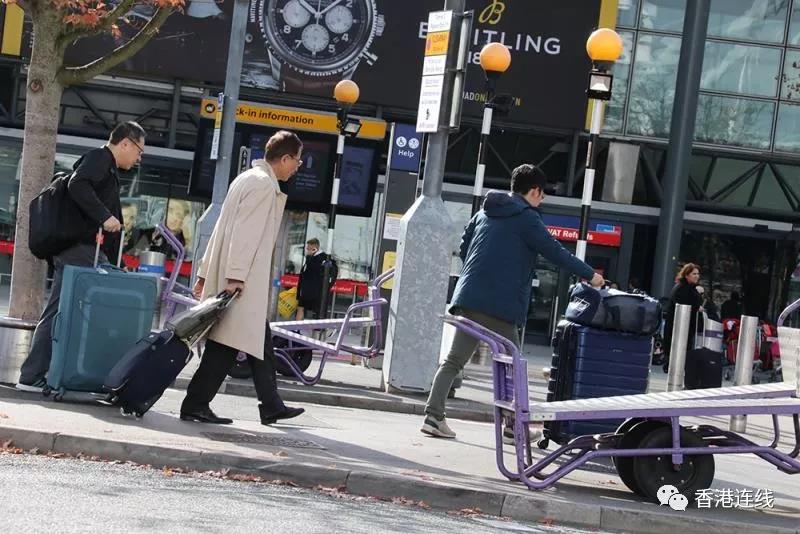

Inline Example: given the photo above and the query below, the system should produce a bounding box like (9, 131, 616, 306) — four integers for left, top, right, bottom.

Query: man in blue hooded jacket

(422, 164, 603, 439)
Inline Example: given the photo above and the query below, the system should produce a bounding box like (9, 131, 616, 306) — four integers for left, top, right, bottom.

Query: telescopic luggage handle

(93, 226, 126, 269)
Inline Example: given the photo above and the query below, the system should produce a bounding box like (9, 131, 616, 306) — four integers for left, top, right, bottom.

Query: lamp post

(319, 80, 361, 318)
(472, 42, 511, 215)
(575, 28, 623, 262)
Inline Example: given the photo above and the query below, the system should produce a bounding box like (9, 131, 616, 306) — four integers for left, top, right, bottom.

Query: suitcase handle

(51, 311, 61, 342)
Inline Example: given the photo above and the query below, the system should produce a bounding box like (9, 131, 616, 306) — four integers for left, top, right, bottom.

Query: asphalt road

(0, 452, 609, 534)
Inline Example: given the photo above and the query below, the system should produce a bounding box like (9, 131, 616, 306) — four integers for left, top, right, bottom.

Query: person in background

(295, 238, 337, 321)
(663, 263, 704, 373)
(721, 290, 743, 319)
(421, 164, 604, 441)
(17, 121, 144, 392)
(180, 130, 305, 426)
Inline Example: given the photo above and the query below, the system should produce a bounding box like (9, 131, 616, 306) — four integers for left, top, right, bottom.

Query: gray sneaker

(15, 378, 48, 393)
(502, 424, 543, 445)
(421, 415, 456, 439)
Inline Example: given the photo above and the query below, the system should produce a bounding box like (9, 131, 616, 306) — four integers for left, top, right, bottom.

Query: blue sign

(389, 123, 423, 174)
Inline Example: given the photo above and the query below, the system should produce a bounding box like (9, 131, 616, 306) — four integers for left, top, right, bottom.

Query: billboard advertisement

(25, 0, 603, 130)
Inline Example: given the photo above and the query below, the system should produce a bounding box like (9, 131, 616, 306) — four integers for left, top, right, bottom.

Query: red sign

(546, 226, 621, 248)
(280, 274, 368, 297)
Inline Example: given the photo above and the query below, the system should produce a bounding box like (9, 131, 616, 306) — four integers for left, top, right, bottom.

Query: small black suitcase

(104, 331, 191, 417)
(684, 347, 723, 389)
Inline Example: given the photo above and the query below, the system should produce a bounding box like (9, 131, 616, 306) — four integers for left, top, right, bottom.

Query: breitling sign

(241, 0, 603, 130)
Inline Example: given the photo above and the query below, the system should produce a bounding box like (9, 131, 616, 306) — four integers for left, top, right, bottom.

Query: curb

(173, 377, 495, 423)
(0, 425, 796, 534)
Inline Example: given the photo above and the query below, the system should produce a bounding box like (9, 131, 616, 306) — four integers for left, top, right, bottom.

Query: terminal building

(1, 0, 799, 346)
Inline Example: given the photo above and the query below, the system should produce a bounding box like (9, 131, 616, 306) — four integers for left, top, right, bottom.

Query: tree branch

(57, 6, 174, 87)
(57, 0, 138, 51)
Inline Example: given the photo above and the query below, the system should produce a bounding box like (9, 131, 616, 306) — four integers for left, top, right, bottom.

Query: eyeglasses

(128, 137, 144, 156)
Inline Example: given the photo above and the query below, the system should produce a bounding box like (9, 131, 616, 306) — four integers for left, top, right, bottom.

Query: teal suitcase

(46, 264, 159, 399)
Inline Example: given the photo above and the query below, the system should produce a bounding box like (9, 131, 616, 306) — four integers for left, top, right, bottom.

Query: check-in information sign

(416, 10, 453, 133)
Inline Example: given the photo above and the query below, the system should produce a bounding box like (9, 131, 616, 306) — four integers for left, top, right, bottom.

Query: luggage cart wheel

(537, 438, 550, 450)
(42, 386, 52, 398)
(632, 426, 714, 505)
(613, 420, 665, 496)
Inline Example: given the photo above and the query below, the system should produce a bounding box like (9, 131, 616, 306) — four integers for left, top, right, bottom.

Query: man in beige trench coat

(180, 131, 305, 425)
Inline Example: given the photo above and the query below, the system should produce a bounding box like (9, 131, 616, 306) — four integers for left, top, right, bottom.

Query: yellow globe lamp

(479, 42, 512, 75)
(586, 28, 623, 62)
(334, 80, 360, 105)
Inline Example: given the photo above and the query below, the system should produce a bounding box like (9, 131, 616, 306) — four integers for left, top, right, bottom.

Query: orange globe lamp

(586, 28, 623, 62)
(479, 42, 512, 75)
(334, 80, 360, 105)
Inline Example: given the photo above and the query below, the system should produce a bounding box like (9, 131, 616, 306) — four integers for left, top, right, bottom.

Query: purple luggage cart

(443, 300, 800, 503)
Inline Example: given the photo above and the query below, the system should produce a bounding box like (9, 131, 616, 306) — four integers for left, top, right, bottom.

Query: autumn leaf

(162, 467, 174, 477)
(28, 448, 39, 455)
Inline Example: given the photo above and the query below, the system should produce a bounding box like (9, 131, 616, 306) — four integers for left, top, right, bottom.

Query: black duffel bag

(565, 282, 662, 336)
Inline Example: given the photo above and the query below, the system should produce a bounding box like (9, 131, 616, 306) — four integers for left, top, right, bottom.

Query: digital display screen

(338, 146, 375, 210)
(190, 121, 379, 216)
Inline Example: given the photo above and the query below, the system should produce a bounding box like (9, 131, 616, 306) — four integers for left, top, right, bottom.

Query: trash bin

(0, 316, 37, 385)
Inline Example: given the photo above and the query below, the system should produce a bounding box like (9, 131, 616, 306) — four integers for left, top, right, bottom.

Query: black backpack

(28, 172, 85, 260)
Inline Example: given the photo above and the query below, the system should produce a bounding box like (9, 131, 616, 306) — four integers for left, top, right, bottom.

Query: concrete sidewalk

(0, 386, 797, 534)
(190, 345, 683, 423)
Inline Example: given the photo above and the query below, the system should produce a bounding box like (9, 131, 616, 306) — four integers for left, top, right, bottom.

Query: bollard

(667, 304, 692, 392)
(730, 315, 758, 433)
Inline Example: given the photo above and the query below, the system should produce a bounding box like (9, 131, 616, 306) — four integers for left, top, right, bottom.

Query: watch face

(261, 0, 377, 76)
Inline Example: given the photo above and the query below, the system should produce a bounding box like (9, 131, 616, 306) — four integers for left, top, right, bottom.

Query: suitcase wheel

(53, 390, 64, 402)
(537, 438, 550, 450)
(42, 386, 52, 397)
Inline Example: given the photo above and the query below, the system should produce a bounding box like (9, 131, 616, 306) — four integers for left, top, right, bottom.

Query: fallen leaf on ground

(448, 508, 484, 517)
(417, 501, 431, 509)
(162, 467, 174, 477)
(27, 448, 39, 455)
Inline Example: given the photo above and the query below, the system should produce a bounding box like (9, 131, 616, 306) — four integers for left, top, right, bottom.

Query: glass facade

(0, 140, 206, 278)
(612, 0, 800, 154)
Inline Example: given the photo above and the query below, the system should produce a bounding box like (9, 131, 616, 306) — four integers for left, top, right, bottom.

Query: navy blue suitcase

(544, 320, 653, 445)
(104, 330, 191, 417)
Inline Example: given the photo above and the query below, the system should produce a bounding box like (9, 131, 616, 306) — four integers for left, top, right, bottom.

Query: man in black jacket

(16, 121, 145, 392)
(295, 238, 337, 320)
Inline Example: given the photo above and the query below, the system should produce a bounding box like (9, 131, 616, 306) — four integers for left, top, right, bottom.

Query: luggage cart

(442, 301, 800, 503)
(158, 225, 392, 386)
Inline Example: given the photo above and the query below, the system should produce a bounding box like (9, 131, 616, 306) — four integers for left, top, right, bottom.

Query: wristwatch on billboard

(257, 0, 385, 93)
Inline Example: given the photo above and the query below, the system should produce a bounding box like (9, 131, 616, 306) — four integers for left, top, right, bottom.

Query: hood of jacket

(483, 191, 535, 218)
